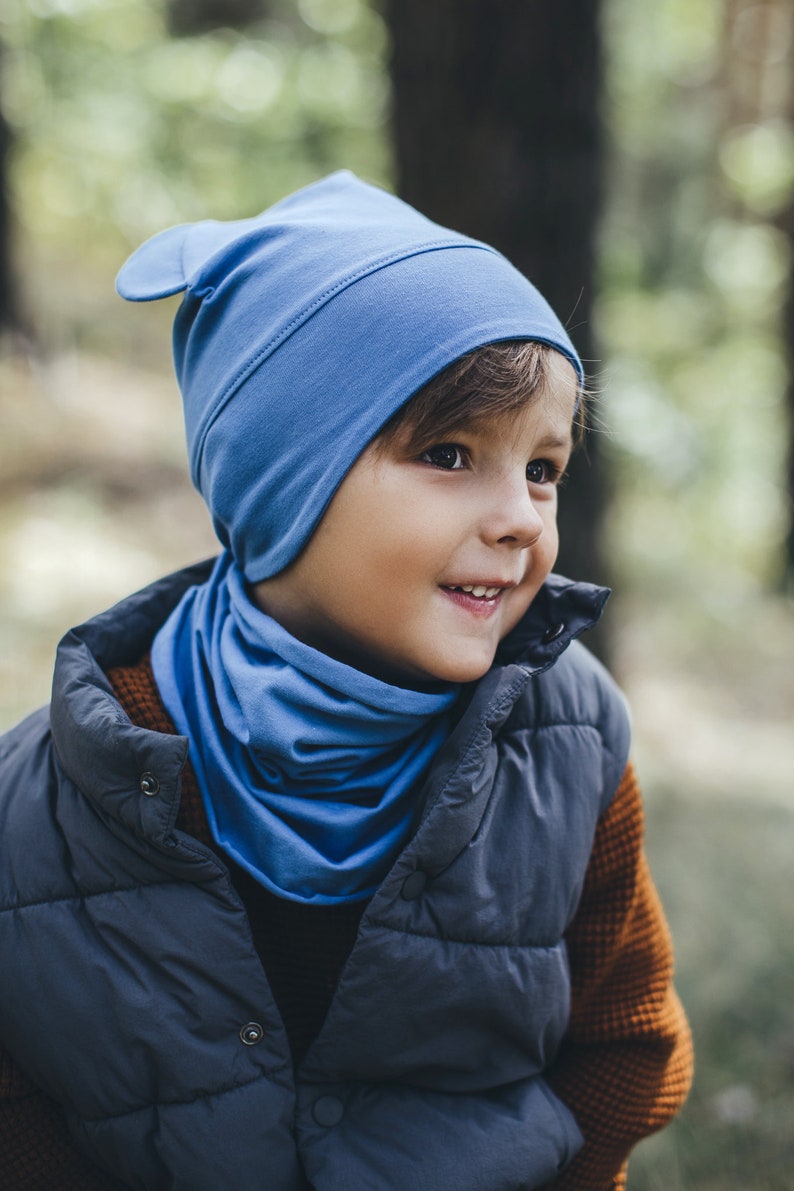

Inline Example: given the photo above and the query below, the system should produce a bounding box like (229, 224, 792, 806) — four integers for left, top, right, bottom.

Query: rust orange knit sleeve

(544, 761, 694, 1190)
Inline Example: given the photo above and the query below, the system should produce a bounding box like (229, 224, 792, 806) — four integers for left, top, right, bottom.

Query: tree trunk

(780, 15, 794, 591)
(0, 43, 18, 336)
(782, 202, 794, 591)
(385, 0, 610, 641)
(167, 0, 269, 36)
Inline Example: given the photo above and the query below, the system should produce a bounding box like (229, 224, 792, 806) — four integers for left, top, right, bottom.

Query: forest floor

(616, 597, 794, 1190)
(2, 349, 793, 1189)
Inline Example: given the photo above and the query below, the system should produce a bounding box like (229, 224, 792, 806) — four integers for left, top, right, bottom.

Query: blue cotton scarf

(151, 554, 459, 904)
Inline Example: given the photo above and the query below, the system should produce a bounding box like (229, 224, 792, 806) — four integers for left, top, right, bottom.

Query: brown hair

(374, 340, 586, 457)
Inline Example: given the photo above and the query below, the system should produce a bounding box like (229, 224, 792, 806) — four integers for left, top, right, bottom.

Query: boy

(0, 172, 692, 1189)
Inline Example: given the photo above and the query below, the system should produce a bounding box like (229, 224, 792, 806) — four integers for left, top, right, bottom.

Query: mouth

(445, 583, 504, 600)
(440, 582, 511, 618)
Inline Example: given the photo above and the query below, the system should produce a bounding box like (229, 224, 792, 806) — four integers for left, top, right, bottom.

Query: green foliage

(599, 12, 794, 1187)
(1, 0, 390, 274)
(600, 0, 793, 597)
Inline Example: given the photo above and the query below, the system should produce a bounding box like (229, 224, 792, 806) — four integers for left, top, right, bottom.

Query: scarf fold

(151, 554, 458, 904)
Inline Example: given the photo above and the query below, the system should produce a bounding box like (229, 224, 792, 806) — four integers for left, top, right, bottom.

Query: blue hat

(116, 170, 582, 581)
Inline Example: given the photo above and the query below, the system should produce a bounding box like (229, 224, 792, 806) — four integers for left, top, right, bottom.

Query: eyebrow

(533, 433, 573, 452)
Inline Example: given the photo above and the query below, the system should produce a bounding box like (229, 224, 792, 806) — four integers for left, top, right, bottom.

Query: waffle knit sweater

(0, 657, 693, 1190)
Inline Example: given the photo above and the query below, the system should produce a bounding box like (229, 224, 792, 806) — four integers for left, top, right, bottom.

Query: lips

(440, 582, 512, 618)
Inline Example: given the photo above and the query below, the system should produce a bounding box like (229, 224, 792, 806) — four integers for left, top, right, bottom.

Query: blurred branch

(783, 243, 794, 592)
(167, 0, 271, 36)
(780, 10, 794, 591)
(0, 40, 20, 337)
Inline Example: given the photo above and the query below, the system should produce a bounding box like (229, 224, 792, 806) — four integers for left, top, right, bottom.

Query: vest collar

(496, 572, 610, 674)
(49, 561, 213, 854)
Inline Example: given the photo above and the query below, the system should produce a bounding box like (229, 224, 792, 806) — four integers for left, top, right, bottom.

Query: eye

(526, 459, 561, 485)
(421, 444, 467, 470)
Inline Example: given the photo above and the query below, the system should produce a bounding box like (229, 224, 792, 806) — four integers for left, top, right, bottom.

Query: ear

(115, 223, 193, 302)
(115, 218, 259, 302)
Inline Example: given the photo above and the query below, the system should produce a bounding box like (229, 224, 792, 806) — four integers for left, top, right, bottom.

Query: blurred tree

(168, 0, 270, 36)
(0, 42, 18, 335)
(785, 231, 794, 589)
(783, 82, 794, 591)
(385, 0, 609, 612)
(718, 0, 794, 589)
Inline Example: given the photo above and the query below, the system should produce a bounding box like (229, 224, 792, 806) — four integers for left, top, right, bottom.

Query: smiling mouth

(445, 584, 504, 600)
(440, 585, 505, 622)
(440, 584, 510, 619)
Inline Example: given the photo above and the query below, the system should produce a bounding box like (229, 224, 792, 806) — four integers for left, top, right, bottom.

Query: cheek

(354, 486, 443, 578)
(312, 502, 419, 615)
(540, 499, 560, 560)
(545, 516, 560, 565)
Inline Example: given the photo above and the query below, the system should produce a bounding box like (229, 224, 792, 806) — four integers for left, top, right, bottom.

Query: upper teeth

(458, 585, 502, 599)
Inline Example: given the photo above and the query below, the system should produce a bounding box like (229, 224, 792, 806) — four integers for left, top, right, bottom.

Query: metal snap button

(240, 1022, 264, 1046)
(401, 870, 427, 900)
(542, 622, 566, 644)
(313, 1095, 344, 1127)
(139, 772, 160, 797)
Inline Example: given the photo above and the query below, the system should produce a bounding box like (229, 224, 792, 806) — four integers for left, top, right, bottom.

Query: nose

(480, 474, 545, 549)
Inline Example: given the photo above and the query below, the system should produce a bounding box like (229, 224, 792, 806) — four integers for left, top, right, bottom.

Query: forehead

(544, 349, 581, 397)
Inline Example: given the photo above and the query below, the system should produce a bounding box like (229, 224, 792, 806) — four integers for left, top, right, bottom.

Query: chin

(427, 652, 496, 686)
(368, 643, 498, 688)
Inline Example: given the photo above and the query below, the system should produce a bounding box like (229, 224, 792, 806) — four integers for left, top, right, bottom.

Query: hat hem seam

(190, 239, 501, 484)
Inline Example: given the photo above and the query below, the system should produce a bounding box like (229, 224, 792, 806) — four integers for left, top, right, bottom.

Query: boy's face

(253, 352, 578, 686)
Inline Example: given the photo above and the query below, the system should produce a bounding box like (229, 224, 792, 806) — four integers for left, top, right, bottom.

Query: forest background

(1, 0, 793, 1186)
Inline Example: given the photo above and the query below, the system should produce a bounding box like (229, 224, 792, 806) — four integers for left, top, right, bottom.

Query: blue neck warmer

(151, 554, 459, 904)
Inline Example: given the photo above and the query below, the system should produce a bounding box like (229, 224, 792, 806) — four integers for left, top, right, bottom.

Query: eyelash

(420, 444, 564, 485)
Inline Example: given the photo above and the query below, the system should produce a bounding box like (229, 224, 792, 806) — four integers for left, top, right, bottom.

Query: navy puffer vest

(0, 561, 630, 1190)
